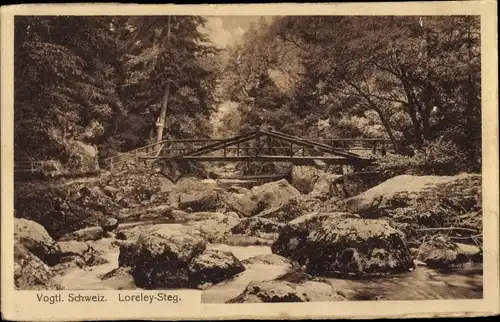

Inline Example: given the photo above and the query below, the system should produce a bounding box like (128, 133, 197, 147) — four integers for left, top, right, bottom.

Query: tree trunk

(370, 104, 400, 154)
(401, 79, 423, 148)
(156, 81, 171, 142)
(421, 108, 432, 141)
(344, 79, 400, 153)
(155, 15, 172, 146)
(421, 19, 434, 142)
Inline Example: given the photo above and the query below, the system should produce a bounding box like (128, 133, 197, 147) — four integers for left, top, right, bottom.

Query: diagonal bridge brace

(182, 131, 259, 156)
(259, 129, 369, 160)
(138, 129, 373, 168)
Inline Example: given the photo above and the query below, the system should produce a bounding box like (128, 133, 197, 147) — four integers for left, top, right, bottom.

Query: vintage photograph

(13, 14, 483, 303)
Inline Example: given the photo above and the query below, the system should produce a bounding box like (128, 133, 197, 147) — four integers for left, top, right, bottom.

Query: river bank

(14, 167, 482, 302)
(46, 238, 482, 302)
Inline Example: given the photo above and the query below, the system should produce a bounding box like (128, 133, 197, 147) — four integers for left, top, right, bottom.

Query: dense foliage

(15, 16, 119, 161)
(15, 15, 481, 174)
(218, 16, 481, 173)
(15, 15, 220, 162)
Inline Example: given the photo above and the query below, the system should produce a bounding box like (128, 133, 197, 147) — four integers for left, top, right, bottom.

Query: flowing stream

(201, 245, 482, 303)
(53, 234, 483, 302)
(52, 177, 483, 302)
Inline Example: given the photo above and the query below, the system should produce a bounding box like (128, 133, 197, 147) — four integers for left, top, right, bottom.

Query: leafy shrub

(412, 138, 469, 174)
(374, 138, 469, 176)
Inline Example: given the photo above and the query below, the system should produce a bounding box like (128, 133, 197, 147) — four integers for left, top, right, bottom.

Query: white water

(53, 238, 482, 303)
(53, 250, 123, 290)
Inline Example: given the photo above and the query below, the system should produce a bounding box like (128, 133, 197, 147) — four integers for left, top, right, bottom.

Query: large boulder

(272, 212, 415, 277)
(242, 254, 292, 267)
(14, 181, 119, 239)
(416, 236, 472, 268)
(231, 217, 285, 240)
(103, 185, 119, 196)
(58, 240, 90, 256)
(228, 272, 345, 303)
(118, 225, 206, 288)
(251, 179, 301, 213)
(116, 226, 143, 242)
(456, 243, 482, 263)
(188, 249, 245, 289)
(115, 223, 191, 243)
(291, 166, 322, 194)
(344, 174, 480, 218)
(170, 177, 224, 212)
(14, 244, 61, 290)
(59, 226, 106, 242)
(100, 267, 137, 290)
(117, 241, 137, 267)
(257, 197, 307, 223)
(14, 218, 62, 266)
(345, 174, 482, 247)
(116, 205, 184, 223)
(224, 179, 301, 217)
(224, 190, 260, 217)
(64, 139, 100, 174)
(310, 173, 343, 200)
(178, 190, 225, 213)
(56, 240, 109, 267)
(118, 224, 246, 289)
(184, 212, 240, 243)
(101, 217, 118, 232)
(223, 234, 276, 246)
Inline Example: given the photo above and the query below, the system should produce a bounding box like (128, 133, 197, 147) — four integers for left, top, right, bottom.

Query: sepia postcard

(1, 1, 499, 320)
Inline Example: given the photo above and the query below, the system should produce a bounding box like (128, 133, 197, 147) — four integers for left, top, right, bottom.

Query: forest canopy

(14, 15, 481, 173)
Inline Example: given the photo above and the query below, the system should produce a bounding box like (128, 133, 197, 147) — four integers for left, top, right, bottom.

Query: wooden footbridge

(14, 130, 392, 180)
(103, 130, 391, 177)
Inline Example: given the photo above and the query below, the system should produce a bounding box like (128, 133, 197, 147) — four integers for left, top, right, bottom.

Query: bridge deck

(215, 173, 290, 181)
(140, 155, 371, 165)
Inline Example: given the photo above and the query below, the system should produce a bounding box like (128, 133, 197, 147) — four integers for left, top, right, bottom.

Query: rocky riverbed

(14, 167, 483, 302)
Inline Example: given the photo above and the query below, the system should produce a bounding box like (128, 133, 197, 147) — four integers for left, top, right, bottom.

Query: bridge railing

(15, 160, 43, 173)
(103, 136, 394, 172)
(103, 138, 225, 172)
(14, 160, 61, 174)
(319, 138, 394, 151)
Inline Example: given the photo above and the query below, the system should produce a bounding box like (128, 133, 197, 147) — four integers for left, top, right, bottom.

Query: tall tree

(14, 16, 120, 160)
(119, 16, 221, 144)
(267, 15, 480, 162)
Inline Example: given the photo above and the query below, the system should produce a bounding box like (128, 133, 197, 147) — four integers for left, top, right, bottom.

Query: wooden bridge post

(255, 133, 261, 157)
